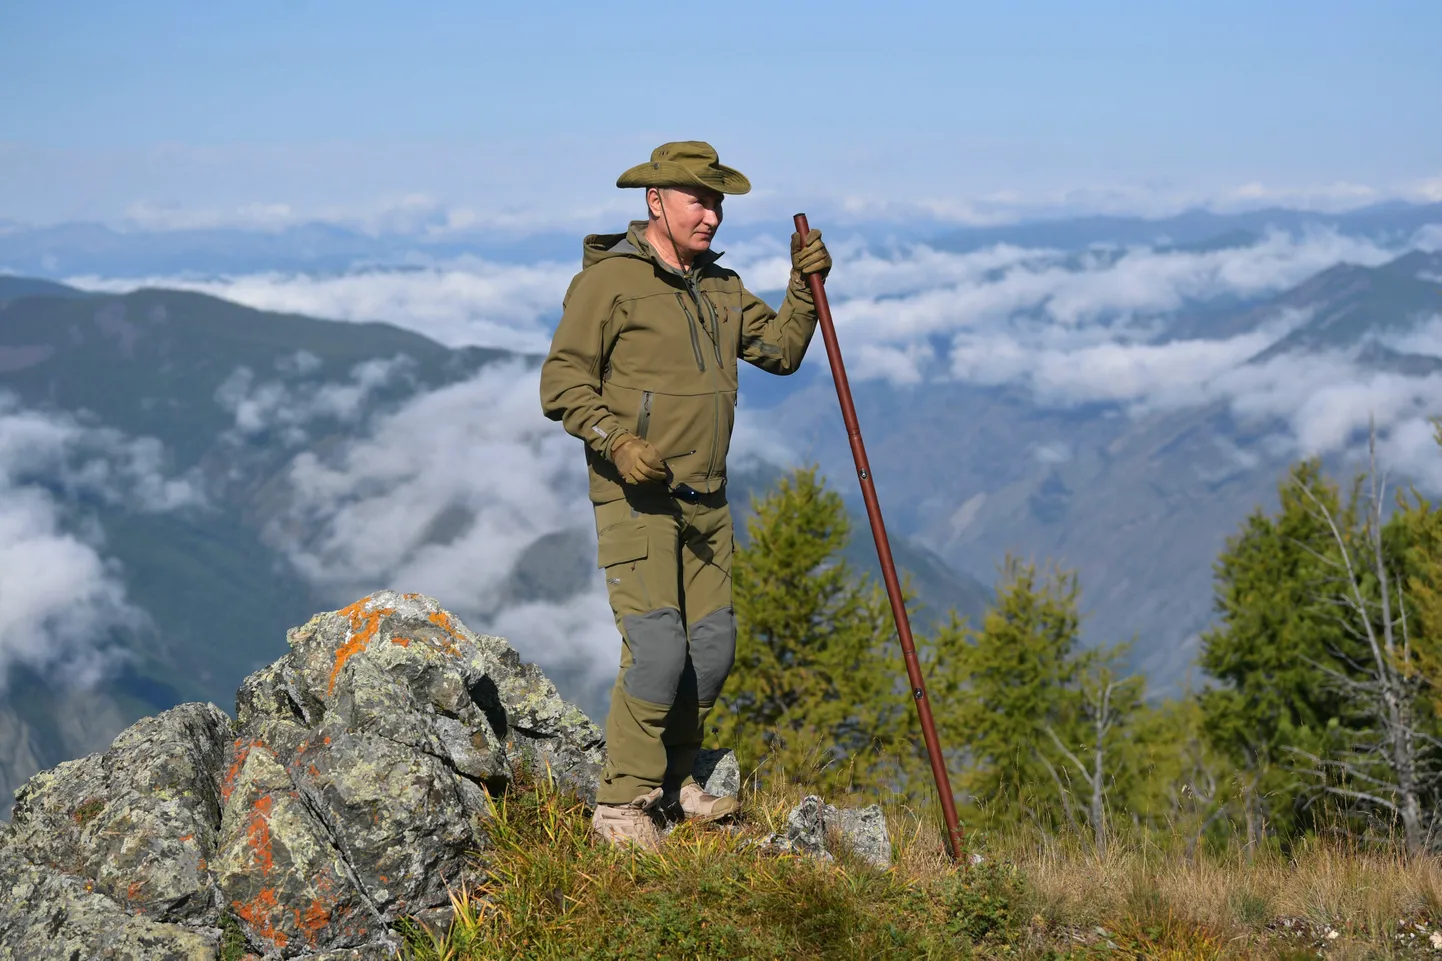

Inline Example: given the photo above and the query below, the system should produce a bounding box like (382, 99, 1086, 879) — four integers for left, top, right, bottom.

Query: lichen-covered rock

(0, 849, 217, 960)
(261, 591, 604, 801)
(218, 591, 604, 953)
(3, 701, 230, 922)
(761, 795, 893, 869)
(826, 804, 892, 870)
(214, 746, 382, 956)
(692, 748, 741, 798)
(764, 795, 833, 861)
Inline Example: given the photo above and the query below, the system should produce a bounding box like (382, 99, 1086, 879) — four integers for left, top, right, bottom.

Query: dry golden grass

(399, 762, 1442, 959)
(981, 823, 1442, 958)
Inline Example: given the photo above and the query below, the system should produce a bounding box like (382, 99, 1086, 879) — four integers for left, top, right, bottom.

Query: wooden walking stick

(794, 213, 965, 861)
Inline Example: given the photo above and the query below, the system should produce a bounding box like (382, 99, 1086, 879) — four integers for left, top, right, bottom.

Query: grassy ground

(400, 773, 1442, 960)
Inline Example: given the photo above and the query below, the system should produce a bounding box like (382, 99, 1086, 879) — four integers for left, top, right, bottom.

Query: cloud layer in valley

(72, 260, 580, 354)
(0, 396, 204, 688)
(72, 218, 1442, 508)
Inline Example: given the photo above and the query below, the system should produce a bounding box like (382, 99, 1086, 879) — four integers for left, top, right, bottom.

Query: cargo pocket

(598, 519, 653, 614)
(597, 519, 649, 569)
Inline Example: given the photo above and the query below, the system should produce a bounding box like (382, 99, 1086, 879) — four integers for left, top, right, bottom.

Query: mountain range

(2, 201, 1440, 813)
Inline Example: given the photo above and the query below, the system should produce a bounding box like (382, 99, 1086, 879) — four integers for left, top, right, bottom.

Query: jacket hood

(581, 220, 722, 274)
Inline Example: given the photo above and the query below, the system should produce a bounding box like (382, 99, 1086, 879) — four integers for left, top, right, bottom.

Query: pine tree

(711, 466, 909, 794)
(1403, 423, 1442, 714)
(931, 558, 1111, 834)
(1199, 459, 1358, 847)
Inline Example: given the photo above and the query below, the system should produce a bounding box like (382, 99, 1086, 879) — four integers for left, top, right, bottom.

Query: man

(540, 141, 831, 848)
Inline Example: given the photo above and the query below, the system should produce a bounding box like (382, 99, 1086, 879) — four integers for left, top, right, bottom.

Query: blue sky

(2, 0, 1439, 229)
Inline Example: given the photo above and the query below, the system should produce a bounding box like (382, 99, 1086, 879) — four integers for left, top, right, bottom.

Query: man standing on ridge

(540, 141, 832, 848)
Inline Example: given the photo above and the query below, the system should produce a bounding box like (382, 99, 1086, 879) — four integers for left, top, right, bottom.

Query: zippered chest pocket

(636, 390, 653, 439)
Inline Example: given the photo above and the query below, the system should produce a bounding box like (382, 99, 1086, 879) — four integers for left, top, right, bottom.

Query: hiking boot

(678, 782, 740, 823)
(591, 787, 663, 850)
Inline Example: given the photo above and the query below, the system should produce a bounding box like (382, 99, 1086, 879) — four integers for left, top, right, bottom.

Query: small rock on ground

(760, 794, 893, 869)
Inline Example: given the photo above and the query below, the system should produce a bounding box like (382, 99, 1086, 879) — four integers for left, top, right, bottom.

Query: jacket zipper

(686, 281, 723, 493)
(637, 390, 652, 440)
(675, 292, 707, 372)
(701, 292, 724, 366)
(674, 270, 725, 494)
(684, 277, 726, 367)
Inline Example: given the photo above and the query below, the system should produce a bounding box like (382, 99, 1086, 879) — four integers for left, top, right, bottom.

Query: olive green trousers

(592, 490, 736, 806)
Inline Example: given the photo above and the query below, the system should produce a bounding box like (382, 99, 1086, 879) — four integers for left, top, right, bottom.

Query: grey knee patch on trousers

(621, 608, 688, 705)
(689, 605, 737, 704)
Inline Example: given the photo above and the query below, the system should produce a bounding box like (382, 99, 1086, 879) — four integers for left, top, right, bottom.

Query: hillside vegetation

(399, 773, 1442, 960)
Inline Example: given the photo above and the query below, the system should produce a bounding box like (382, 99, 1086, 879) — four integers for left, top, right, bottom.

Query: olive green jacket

(540, 221, 819, 505)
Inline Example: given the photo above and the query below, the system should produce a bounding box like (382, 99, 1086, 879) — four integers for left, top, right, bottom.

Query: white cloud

(0, 487, 137, 688)
(1220, 356, 1442, 457)
(1411, 177, 1442, 204)
(72, 259, 577, 353)
(1374, 314, 1442, 358)
(0, 395, 203, 687)
(1381, 417, 1442, 493)
(827, 228, 1394, 345)
(949, 312, 1303, 408)
(1218, 180, 1380, 212)
(214, 352, 416, 445)
(1032, 442, 1072, 465)
(1412, 225, 1442, 254)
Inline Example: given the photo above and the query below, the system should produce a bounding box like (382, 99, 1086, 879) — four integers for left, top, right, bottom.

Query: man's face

(649, 186, 724, 260)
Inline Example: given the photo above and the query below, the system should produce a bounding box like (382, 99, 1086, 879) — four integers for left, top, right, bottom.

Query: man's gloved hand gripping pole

(792, 212, 965, 862)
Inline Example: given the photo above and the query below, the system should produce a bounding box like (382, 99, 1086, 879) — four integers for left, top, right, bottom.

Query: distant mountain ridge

(3, 200, 1439, 277)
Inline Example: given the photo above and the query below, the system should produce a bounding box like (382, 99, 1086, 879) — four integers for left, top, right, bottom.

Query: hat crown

(617, 141, 751, 195)
(651, 141, 720, 166)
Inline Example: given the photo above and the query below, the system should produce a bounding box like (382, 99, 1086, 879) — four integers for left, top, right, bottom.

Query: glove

(790, 228, 832, 281)
(611, 434, 667, 484)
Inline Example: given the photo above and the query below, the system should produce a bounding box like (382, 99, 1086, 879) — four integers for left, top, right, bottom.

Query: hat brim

(616, 160, 751, 195)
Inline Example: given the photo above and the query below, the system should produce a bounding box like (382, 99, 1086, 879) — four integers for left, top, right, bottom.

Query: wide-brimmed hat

(616, 141, 751, 195)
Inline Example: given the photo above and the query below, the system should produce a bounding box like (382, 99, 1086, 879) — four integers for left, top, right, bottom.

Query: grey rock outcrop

(762, 795, 894, 870)
(692, 748, 741, 799)
(3, 701, 230, 923)
(0, 849, 216, 961)
(0, 592, 609, 960)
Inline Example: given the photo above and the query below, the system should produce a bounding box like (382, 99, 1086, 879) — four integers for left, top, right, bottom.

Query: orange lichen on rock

(233, 887, 288, 949)
(221, 740, 266, 805)
(328, 598, 396, 694)
(127, 880, 145, 900)
(296, 895, 333, 943)
(390, 636, 412, 647)
(246, 795, 276, 875)
(423, 612, 463, 656)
